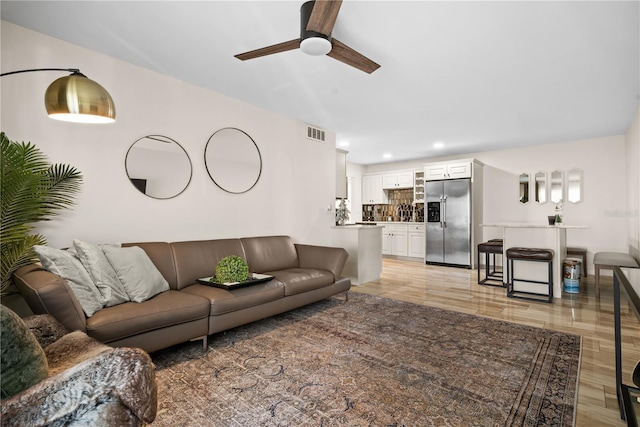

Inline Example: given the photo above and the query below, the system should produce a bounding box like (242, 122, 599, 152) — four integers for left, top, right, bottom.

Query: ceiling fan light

(45, 74, 116, 123)
(300, 36, 332, 56)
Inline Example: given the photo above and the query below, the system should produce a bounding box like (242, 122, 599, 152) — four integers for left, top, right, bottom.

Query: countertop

(332, 225, 384, 229)
(480, 223, 588, 229)
(355, 221, 425, 225)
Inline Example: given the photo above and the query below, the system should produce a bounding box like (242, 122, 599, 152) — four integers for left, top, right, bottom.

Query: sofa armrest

(295, 244, 349, 280)
(13, 264, 87, 333)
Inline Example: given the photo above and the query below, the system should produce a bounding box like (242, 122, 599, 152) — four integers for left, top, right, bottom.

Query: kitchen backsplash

(362, 189, 424, 222)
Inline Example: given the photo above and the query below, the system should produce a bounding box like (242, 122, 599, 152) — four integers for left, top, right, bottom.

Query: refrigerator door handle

(439, 195, 444, 228)
(442, 195, 447, 227)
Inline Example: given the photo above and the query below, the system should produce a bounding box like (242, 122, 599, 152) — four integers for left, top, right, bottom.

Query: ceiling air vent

(306, 125, 326, 142)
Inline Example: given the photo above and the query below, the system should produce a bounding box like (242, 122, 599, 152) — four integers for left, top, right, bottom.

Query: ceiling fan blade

(306, 0, 343, 36)
(327, 38, 380, 74)
(235, 39, 300, 61)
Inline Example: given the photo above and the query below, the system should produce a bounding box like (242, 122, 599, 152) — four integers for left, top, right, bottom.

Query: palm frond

(0, 132, 83, 293)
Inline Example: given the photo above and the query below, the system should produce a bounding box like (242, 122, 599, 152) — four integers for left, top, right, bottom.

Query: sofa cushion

(102, 245, 170, 303)
(123, 242, 178, 289)
(0, 306, 49, 398)
(241, 236, 299, 273)
(85, 290, 209, 344)
(181, 280, 284, 315)
(73, 240, 130, 307)
(171, 239, 246, 290)
(265, 268, 335, 296)
(33, 245, 104, 317)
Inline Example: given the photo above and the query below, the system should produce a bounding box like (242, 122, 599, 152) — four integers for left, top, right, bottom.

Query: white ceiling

(2, 1, 639, 165)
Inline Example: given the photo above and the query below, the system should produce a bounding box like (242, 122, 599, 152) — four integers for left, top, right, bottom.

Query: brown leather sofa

(13, 236, 350, 353)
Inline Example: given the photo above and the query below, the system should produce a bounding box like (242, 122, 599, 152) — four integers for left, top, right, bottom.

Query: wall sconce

(0, 68, 115, 124)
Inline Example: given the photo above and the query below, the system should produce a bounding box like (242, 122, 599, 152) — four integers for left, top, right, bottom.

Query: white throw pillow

(73, 239, 130, 307)
(33, 245, 104, 317)
(102, 245, 170, 303)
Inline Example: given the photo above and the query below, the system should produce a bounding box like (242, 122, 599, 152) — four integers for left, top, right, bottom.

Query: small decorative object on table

(215, 255, 249, 283)
(335, 198, 350, 226)
(554, 201, 564, 224)
(198, 255, 273, 289)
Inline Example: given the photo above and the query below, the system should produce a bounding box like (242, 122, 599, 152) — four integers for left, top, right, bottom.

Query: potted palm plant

(0, 132, 83, 294)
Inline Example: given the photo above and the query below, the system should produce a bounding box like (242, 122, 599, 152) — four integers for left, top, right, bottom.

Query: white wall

(625, 107, 640, 261)
(351, 134, 631, 274)
(1, 22, 337, 248)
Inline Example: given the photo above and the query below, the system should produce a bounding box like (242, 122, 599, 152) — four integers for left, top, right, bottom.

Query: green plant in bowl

(214, 255, 249, 283)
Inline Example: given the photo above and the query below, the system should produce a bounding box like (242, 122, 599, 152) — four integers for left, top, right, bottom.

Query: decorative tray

(197, 273, 274, 290)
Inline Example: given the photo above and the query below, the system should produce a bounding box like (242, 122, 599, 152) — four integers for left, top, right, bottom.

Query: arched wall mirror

(550, 170, 564, 204)
(518, 173, 530, 204)
(567, 168, 583, 203)
(125, 135, 192, 199)
(204, 128, 262, 194)
(534, 171, 547, 204)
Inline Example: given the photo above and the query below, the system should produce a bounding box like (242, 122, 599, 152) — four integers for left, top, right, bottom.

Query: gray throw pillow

(102, 245, 170, 303)
(73, 239, 130, 307)
(33, 245, 104, 317)
(0, 306, 49, 398)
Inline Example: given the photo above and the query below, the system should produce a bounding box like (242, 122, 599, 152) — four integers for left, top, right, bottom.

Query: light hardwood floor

(351, 257, 640, 427)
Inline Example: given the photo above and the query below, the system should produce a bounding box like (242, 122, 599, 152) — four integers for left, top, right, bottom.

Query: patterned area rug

(151, 293, 581, 426)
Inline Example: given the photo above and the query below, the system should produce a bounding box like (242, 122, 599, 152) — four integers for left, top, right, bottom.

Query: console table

(614, 266, 640, 425)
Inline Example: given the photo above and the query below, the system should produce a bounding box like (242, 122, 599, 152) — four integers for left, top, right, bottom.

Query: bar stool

(506, 247, 554, 303)
(477, 240, 504, 286)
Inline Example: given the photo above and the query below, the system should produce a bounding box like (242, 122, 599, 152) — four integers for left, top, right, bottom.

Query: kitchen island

(331, 225, 383, 285)
(481, 223, 588, 299)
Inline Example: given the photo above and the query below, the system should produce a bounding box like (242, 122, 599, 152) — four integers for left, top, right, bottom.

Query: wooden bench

(593, 252, 639, 294)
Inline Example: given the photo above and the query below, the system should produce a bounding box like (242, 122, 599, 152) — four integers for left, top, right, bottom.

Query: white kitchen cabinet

(362, 174, 387, 204)
(408, 224, 425, 258)
(382, 224, 408, 256)
(382, 171, 414, 189)
(391, 232, 408, 256)
(425, 161, 472, 181)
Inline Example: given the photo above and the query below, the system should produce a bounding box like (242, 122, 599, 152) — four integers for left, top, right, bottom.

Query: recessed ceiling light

(339, 140, 350, 147)
(382, 153, 392, 159)
(433, 141, 444, 149)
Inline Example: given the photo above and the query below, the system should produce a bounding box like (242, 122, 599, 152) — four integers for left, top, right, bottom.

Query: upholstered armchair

(0, 306, 157, 426)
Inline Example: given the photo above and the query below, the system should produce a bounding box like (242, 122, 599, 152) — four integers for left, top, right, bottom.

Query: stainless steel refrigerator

(425, 179, 471, 267)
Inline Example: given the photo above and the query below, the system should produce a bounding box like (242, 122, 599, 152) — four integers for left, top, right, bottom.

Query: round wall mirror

(125, 135, 192, 199)
(204, 128, 262, 194)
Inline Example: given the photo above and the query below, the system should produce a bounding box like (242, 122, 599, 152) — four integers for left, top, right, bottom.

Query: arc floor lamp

(0, 68, 116, 124)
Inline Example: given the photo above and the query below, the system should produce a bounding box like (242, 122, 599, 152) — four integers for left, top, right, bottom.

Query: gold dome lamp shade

(1, 68, 115, 124)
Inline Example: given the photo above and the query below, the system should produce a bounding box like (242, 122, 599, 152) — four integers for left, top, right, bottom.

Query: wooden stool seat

(506, 247, 554, 303)
(593, 252, 638, 295)
(477, 241, 503, 287)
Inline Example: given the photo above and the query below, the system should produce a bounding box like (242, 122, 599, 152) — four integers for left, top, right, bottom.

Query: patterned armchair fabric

(1, 311, 157, 427)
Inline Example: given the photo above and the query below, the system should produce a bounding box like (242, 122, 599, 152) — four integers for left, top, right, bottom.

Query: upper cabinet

(414, 171, 425, 203)
(362, 174, 388, 204)
(425, 161, 472, 181)
(382, 171, 414, 189)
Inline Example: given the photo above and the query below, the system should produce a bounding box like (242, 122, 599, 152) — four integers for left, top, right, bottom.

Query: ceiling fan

(234, 0, 380, 74)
